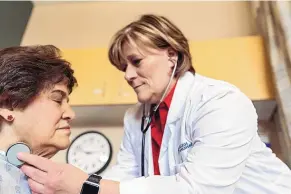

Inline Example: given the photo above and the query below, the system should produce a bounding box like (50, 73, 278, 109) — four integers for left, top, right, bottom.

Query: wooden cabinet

(111, 71, 138, 104)
(191, 36, 274, 100)
(62, 36, 275, 106)
(62, 48, 117, 105)
(62, 48, 137, 105)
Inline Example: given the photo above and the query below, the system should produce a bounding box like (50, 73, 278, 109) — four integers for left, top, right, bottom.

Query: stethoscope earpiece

(6, 142, 31, 168)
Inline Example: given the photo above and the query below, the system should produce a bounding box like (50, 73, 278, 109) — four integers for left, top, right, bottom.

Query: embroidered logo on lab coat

(178, 142, 193, 153)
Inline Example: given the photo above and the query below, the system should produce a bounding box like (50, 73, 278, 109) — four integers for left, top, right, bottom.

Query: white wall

(22, 1, 257, 48)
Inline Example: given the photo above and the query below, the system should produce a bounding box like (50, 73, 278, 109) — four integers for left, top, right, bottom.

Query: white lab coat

(103, 72, 291, 194)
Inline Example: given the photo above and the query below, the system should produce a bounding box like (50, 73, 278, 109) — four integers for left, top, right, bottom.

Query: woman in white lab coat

(18, 14, 291, 194)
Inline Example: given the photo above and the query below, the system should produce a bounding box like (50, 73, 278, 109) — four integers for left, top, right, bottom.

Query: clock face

(66, 131, 112, 175)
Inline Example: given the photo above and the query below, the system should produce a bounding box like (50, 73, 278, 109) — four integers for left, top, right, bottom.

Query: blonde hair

(108, 14, 195, 77)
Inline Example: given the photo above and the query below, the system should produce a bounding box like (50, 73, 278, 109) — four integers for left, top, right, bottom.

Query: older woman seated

(0, 45, 77, 194)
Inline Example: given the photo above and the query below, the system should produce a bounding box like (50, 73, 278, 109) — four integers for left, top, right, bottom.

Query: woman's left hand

(18, 152, 89, 194)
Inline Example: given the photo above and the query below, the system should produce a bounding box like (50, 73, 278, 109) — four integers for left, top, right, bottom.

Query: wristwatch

(80, 174, 102, 194)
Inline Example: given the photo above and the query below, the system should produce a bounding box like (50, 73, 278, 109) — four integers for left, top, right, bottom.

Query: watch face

(66, 131, 112, 175)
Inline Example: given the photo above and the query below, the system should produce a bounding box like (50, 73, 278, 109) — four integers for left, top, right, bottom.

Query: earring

(7, 115, 14, 121)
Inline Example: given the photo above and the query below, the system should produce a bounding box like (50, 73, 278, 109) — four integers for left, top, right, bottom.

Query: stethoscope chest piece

(6, 142, 31, 167)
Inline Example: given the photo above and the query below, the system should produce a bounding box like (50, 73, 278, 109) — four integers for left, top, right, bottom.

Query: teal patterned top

(0, 151, 31, 194)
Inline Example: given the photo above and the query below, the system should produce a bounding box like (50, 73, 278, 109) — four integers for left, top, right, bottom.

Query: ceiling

(71, 100, 277, 128)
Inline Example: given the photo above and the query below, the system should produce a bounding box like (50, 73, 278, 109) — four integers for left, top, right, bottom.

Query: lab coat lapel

(166, 72, 196, 124)
(158, 72, 196, 175)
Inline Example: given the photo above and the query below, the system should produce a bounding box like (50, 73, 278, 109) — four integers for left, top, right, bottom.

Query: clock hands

(79, 145, 106, 155)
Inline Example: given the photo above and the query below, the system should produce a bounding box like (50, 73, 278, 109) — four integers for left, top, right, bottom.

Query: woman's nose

(124, 64, 137, 82)
(63, 105, 76, 121)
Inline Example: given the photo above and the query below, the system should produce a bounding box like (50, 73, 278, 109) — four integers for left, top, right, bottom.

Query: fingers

(17, 152, 53, 172)
(21, 165, 47, 185)
(28, 178, 45, 194)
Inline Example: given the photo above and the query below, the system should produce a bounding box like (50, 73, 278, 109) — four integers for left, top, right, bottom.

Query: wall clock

(66, 131, 113, 175)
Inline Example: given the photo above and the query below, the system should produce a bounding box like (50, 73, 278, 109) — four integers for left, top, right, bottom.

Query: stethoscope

(140, 104, 156, 176)
(2, 142, 31, 167)
(140, 60, 177, 176)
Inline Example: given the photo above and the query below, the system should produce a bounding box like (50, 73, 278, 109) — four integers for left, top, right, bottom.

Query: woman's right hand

(18, 152, 89, 194)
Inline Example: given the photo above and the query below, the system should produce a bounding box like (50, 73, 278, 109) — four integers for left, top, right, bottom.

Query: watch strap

(88, 174, 102, 184)
(80, 174, 102, 194)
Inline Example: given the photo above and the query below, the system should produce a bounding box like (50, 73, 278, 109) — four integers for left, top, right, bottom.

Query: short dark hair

(0, 45, 77, 109)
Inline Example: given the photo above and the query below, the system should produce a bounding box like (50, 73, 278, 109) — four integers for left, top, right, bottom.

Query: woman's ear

(167, 48, 178, 68)
(0, 108, 14, 122)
